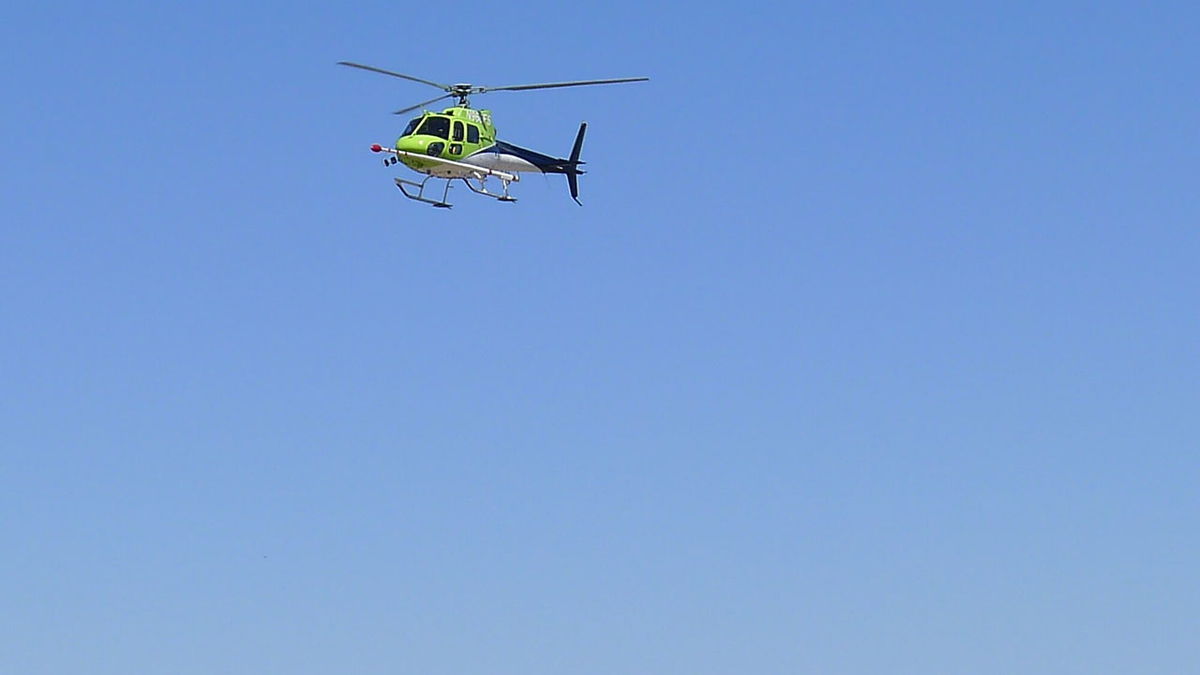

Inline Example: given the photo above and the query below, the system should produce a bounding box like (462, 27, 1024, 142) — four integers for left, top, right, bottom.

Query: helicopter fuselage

(341, 61, 645, 205)
(391, 107, 576, 179)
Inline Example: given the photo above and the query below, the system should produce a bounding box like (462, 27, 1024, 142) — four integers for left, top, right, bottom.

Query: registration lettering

(460, 109, 491, 127)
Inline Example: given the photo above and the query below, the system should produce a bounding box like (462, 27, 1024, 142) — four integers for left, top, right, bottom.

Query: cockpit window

(401, 117, 422, 137)
(417, 116, 450, 139)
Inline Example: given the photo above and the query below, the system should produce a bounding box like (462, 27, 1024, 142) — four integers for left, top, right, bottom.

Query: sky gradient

(3, 2, 1199, 673)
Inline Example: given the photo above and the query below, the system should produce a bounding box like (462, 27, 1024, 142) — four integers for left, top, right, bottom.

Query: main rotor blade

(337, 62, 450, 91)
(481, 77, 649, 93)
(393, 93, 455, 115)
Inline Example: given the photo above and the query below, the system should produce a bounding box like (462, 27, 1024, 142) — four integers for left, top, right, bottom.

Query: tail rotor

(566, 122, 587, 206)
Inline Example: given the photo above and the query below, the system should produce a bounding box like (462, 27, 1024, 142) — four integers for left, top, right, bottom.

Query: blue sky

(2, 2, 1198, 673)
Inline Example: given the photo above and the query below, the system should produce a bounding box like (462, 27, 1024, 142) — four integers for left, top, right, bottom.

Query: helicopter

(339, 61, 648, 208)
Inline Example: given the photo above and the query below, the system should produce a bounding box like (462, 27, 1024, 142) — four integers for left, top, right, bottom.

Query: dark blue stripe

(472, 141, 573, 173)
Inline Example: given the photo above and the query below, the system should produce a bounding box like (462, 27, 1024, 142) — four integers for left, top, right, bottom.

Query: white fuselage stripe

(461, 151, 542, 175)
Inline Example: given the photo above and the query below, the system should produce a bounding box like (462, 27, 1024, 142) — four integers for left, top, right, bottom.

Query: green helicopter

(340, 61, 648, 207)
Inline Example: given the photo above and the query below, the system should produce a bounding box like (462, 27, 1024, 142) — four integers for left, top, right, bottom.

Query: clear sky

(2, 2, 1198, 673)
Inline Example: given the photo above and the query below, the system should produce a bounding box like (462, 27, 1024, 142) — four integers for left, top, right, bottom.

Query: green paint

(394, 107, 497, 170)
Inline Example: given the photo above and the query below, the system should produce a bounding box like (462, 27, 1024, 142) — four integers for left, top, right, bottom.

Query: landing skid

(394, 176, 453, 208)
(393, 175, 517, 208)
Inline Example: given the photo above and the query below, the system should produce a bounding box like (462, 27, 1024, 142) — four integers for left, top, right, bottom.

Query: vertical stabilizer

(566, 122, 587, 205)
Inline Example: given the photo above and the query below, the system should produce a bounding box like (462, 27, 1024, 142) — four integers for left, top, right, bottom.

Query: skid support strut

(460, 177, 517, 202)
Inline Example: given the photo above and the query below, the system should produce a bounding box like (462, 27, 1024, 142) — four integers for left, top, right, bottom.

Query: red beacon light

(370, 144, 383, 152)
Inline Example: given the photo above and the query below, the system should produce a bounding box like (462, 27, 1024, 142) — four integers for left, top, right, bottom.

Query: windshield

(416, 116, 450, 139)
(401, 117, 422, 137)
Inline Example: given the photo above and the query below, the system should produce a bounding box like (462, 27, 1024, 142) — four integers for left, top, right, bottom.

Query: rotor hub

(450, 84, 475, 106)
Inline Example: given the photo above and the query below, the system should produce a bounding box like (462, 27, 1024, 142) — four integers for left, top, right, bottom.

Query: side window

(466, 124, 480, 143)
(452, 121, 465, 142)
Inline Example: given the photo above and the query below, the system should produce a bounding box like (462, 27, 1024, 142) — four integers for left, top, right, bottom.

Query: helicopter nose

(396, 136, 446, 158)
(396, 136, 424, 153)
